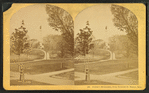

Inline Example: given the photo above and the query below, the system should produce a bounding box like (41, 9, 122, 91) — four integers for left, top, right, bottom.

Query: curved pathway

(10, 68, 74, 85)
(75, 68, 138, 85)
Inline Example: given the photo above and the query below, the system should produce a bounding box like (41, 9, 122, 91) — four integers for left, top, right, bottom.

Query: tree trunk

(19, 54, 21, 62)
(61, 57, 64, 69)
(61, 62, 63, 69)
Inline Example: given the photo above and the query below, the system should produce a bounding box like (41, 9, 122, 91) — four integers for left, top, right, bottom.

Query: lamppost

(82, 21, 92, 82)
(17, 20, 28, 82)
(76, 21, 93, 82)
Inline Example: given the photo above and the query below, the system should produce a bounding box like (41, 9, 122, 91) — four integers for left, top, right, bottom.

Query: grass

(116, 71, 138, 80)
(10, 80, 51, 85)
(10, 54, 44, 62)
(75, 59, 138, 75)
(50, 71, 74, 80)
(10, 59, 74, 75)
(75, 80, 118, 85)
(74, 55, 110, 64)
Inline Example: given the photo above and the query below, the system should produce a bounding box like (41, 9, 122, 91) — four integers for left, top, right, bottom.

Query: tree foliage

(75, 22, 93, 56)
(10, 27, 28, 55)
(27, 39, 41, 49)
(46, 5, 74, 57)
(43, 35, 68, 58)
(43, 35, 62, 52)
(108, 35, 137, 58)
(108, 37, 116, 52)
(111, 5, 138, 54)
(57, 38, 68, 58)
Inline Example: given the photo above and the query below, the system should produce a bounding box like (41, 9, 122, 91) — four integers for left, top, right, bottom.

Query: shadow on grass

(10, 60, 74, 75)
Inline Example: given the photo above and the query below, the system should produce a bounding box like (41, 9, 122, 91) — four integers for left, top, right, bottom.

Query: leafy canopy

(10, 25, 29, 55)
(111, 5, 138, 54)
(46, 5, 74, 57)
(75, 21, 93, 56)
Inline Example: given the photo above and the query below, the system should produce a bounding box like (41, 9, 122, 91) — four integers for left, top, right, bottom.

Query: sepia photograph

(3, 3, 145, 90)
(9, 4, 74, 85)
(74, 4, 138, 85)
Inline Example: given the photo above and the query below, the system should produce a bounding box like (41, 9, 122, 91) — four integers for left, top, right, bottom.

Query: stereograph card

(3, 3, 146, 90)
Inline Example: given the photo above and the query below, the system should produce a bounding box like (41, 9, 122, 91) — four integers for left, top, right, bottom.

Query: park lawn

(116, 71, 138, 80)
(74, 56, 109, 64)
(75, 80, 118, 85)
(75, 59, 138, 75)
(10, 80, 51, 85)
(10, 50, 45, 63)
(50, 71, 74, 80)
(74, 59, 101, 64)
(10, 54, 44, 63)
(10, 59, 74, 75)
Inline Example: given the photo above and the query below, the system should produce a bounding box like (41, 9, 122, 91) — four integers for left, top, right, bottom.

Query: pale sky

(74, 4, 126, 42)
(10, 4, 127, 43)
(10, 4, 61, 42)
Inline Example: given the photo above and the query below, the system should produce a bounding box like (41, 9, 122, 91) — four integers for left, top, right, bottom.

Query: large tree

(43, 35, 63, 57)
(108, 35, 136, 58)
(75, 21, 93, 56)
(46, 5, 74, 57)
(57, 38, 68, 58)
(111, 5, 138, 55)
(23, 39, 42, 55)
(10, 21, 29, 56)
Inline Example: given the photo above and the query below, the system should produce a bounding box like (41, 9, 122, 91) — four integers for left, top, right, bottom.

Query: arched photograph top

(9, 4, 74, 86)
(74, 4, 139, 85)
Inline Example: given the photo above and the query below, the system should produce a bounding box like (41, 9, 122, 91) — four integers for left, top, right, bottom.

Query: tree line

(10, 4, 138, 59)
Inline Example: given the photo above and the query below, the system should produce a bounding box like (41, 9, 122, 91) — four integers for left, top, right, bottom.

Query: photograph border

(3, 3, 146, 90)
